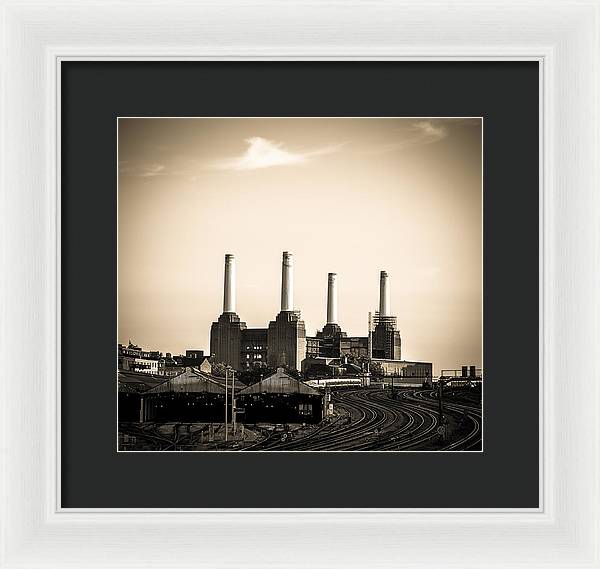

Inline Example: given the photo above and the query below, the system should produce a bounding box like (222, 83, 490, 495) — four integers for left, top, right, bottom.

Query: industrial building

(118, 367, 242, 423)
(372, 359, 433, 381)
(209, 252, 430, 381)
(118, 370, 170, 422)
(306, 270, 400, 363)
(371, 271, 402, 359)
(117, 343, 161, 374)
(305, 272, 370, 360)
(118, 366, 324, 425)
(117, 253, 438, 436)
(210, 252, 306, 372)
(182, 350, 212, 371)
(238, 367, 323, 424)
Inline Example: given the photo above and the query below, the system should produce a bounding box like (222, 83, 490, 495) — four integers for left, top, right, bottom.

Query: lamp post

(437, 376, 447, 422)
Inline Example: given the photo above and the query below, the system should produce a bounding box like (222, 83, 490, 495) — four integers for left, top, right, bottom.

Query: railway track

(261, 386, 481, 451)
(407, 389, 482, 450)
(119, 386, 482, 451)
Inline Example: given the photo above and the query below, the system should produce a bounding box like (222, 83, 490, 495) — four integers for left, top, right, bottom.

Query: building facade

(267, 310, 306, 370)
(240, 328, 269, 367)
(210, 312, 247, 371)
(117, 343, 160, 374)
(210, 252, 306, 372)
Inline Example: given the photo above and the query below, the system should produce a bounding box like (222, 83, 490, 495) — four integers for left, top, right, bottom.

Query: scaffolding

(369, 310, 401, 360)
(371, 311, 398, 330)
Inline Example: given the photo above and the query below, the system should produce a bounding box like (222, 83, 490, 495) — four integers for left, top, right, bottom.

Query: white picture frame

(1, 1, 598, 567)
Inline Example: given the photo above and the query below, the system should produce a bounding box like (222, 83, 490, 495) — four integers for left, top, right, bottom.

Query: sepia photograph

(117, 117, 483, 452)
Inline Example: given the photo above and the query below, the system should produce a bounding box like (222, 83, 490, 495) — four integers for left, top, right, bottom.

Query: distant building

(306, 336, 321, 358)
(210, 252, 306, 372)
(339, 336, 370, 359)
(159, 352, 186, 377)
(182, 350, 213, 373)
(208, 255, 432, 378)
(301, 356, 339, 378)
(301, 355, 368, 379)
(117, 342, 160, 375)
(373, 359, 432, 380)
(241, 328, 269, 366)
(305, 273, 370, 363)
(371, 317, 401, 359)
(210, 313, 246, 371)
(267, 310, 306, 371)
(371, 272, 401, 360)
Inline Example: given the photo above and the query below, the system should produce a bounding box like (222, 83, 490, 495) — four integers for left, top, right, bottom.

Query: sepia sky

(118, 118, 482, 373)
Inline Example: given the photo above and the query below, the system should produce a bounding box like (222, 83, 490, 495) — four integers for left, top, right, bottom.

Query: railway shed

(118, 371, 168, 422)
(144, 367, 244, 422)
(238, 367, 324, 424)
(119, 367, 244, 423)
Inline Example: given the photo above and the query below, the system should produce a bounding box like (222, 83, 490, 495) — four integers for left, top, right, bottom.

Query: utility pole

(231, 368, 236, 437)
(224, 368, 228, 442)
(368, 311, 373, 361)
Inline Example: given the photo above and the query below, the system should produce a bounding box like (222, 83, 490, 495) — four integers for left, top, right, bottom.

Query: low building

(238, 367, 323, 424)
(118, 367, 243, 423)
(118, 343, 160, 374)
(182, 350, 213, 373)
(372, 359, 433, 383)
(301, 355, 369, 380)
(117, 370, 169, 422)
(301, 356, 345, 378)
(143, 368, 243, 423)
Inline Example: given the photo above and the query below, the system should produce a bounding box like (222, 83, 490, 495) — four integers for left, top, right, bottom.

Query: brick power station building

(209, 252, 420, 376)
(210, 252, 306, 371)
(305, 270, 401, 362)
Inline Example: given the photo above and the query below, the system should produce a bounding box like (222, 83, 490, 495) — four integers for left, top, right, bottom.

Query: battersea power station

(210, 252, 428, 378)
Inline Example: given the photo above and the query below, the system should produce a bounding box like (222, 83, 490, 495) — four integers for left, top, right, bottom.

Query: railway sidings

(119, 385, 481, 451)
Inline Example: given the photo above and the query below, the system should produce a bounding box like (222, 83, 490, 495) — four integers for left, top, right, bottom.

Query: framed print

(1, 1, 599, 568)
(61, 61, 537, 509)
(116, 115, 484, 454)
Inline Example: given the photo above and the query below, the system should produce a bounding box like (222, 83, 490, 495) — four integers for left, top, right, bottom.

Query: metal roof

(118, 370, 170, 393)
(145, 367, 244, 394)
(238, 368, 321, 396)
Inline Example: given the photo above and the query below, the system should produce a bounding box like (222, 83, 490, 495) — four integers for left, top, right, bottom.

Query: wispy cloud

(413, 120, 447, 143)
(119, 162, 167, 178)
(365, 120, 449, 155)
(210, 137, 343, 171)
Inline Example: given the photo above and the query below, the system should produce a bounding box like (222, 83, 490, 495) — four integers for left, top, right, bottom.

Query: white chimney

(326, 273, 338, 324)
(379, 270, 390, 317)
(281, 252, 293, 311)
(223, 254, 236, 313)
